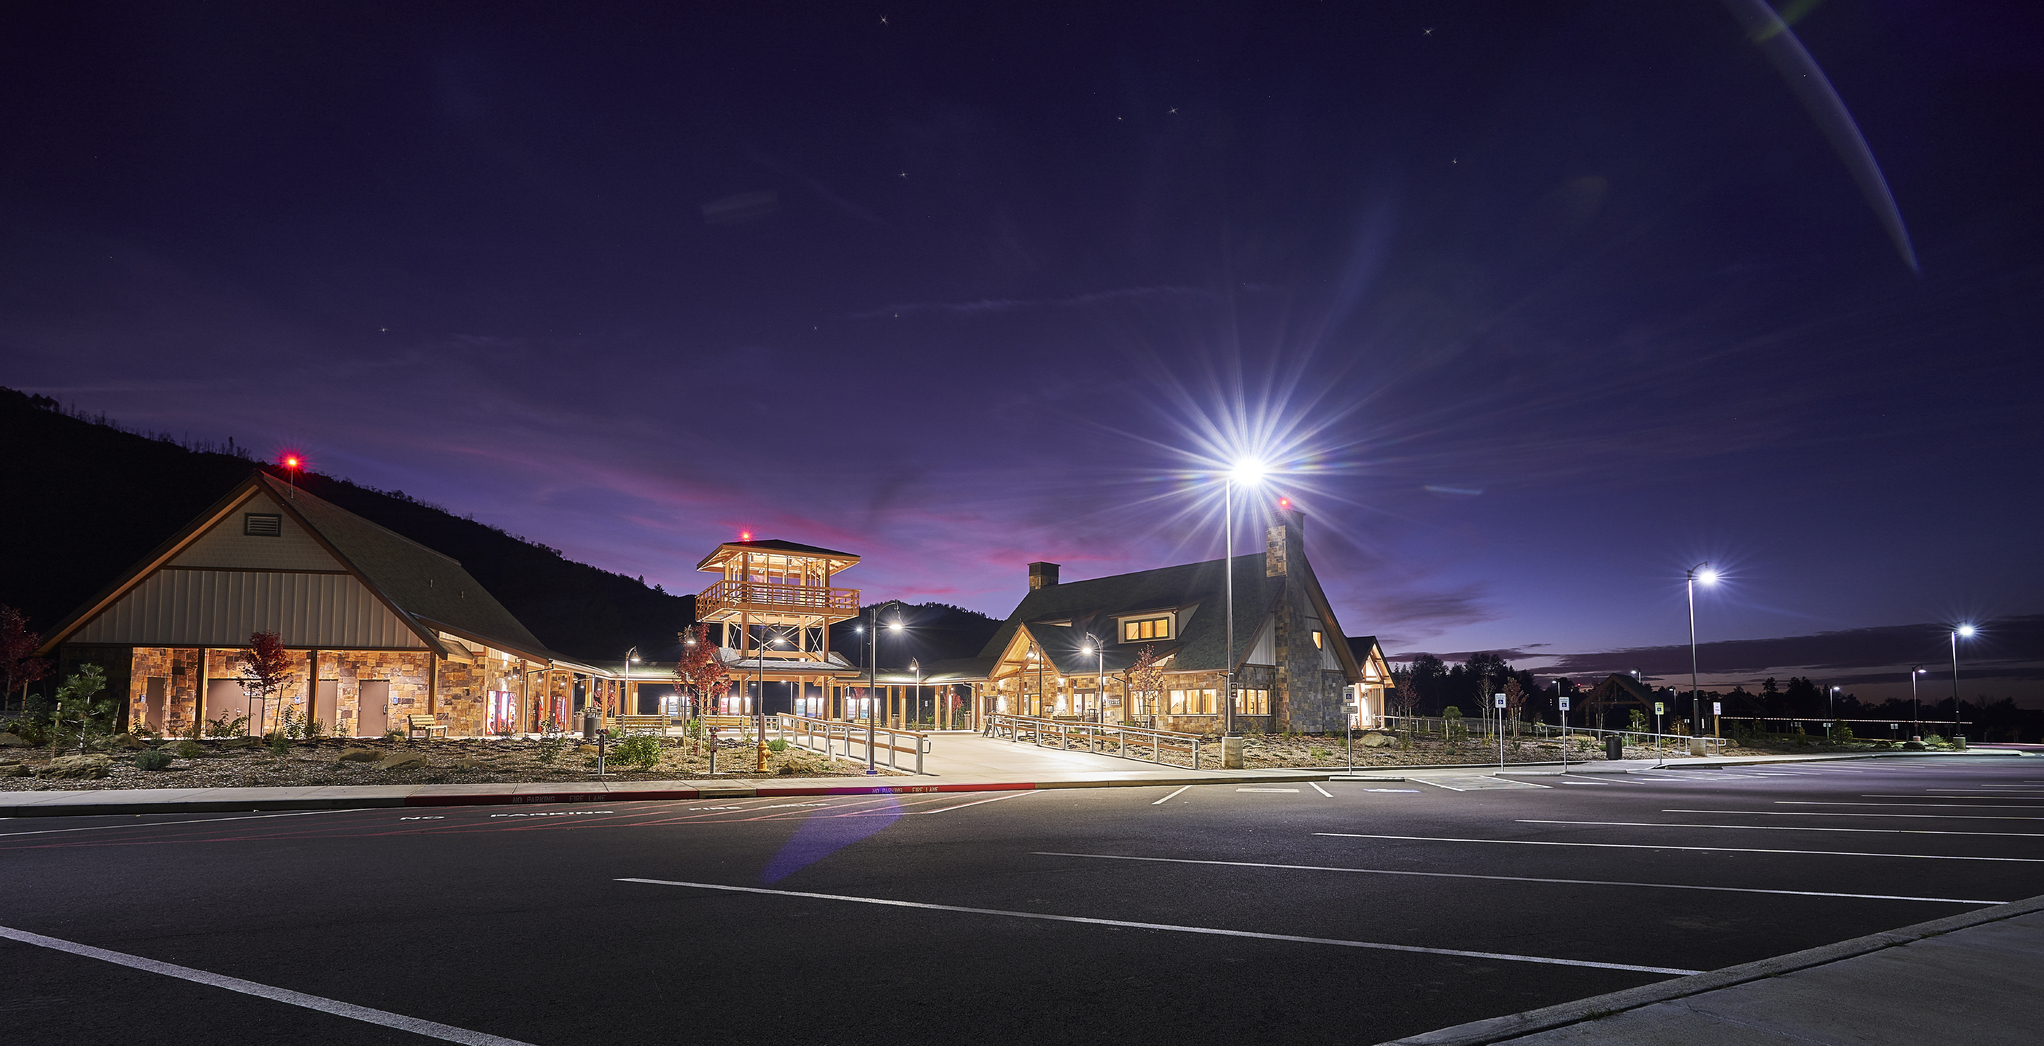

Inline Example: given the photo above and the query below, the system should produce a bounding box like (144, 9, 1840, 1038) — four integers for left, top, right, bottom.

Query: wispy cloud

(850, 285, 1216, 320)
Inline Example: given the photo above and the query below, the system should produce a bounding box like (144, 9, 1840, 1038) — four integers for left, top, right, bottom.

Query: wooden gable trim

(38, 476, 276, 654)
(1293, 558, 1364, 683)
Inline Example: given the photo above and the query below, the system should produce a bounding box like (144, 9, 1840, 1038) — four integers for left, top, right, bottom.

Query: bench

(614, 714, 670, 736)
(406, 714, 447, 739)
(699, 715, 753, 731)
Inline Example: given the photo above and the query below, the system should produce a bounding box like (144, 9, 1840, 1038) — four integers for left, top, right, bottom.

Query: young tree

(673, 623, 730, 722)
(50, 663, 114, 754)
(0, 605, 51, 712)
(239, 631, 295, 738)
(1502, 677, 1526, 737)
(1124, 646, 1165, 726)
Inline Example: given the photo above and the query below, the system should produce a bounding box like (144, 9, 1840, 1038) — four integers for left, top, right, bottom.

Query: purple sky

(4, 2, 2039, 702)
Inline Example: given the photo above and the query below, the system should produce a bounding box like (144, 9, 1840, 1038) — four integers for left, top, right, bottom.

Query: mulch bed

(0, 734, 897, 791)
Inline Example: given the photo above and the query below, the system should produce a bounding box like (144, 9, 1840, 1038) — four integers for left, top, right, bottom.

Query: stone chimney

(1028, 561, 1061, 590)
(1266, 505, 1304, 578)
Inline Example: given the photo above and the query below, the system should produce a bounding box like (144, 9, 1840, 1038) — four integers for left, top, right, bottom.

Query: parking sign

(1494, 694, 1506, 709)
(1713, 702, 1722, 716)
(1558, 696, 1570, 711)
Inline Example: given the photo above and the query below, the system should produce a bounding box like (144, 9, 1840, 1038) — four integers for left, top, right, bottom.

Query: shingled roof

(976, 553, 1286, 674)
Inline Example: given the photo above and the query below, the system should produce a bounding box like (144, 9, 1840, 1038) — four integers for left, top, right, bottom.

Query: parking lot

(3, 755, 2037, 1045)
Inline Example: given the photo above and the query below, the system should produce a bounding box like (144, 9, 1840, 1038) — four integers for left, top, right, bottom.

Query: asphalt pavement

(2, 754, 2038, 1045)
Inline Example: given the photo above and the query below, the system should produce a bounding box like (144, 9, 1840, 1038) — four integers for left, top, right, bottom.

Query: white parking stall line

(915, 792, 1034, 815)
(0, 925, 537, 1045)
(618, 878, 1703, 976)
(1556, 779, 1613, 786)
(1518, 818, 2044, 839)
(1237, 788, 1301, 793)
(1030, 851, 2003, 905)
(1153, 785, 1191, 806)
(1863, 794, 2044, 801)
(1665, 808, 2044, 822)
(0, 810, 345, 839)
(1782, 801, 2044, 810)
(1313, 832, 2044, 863)
(1310, 783, 1334, 798)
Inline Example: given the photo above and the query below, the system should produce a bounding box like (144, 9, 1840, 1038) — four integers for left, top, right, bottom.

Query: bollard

(597, 729, 609, 777)
(1221, 735, 1244, 770)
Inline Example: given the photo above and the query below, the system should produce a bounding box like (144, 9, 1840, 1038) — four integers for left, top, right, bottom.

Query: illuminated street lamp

(1951, 624, 1975, 737)
(623, 645, 640, 724)
(1221, 459, 1267, 736)
(1081, 636, 1105, 724)
(1909, 665, 1925, 738)
(1685, 564, 1717, 736)
(862, 600, 904, 775)
(1828, 685, 1840, 739)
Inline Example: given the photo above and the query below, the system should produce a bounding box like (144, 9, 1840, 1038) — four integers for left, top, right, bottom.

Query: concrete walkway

(1380, 894, 2044, 1046)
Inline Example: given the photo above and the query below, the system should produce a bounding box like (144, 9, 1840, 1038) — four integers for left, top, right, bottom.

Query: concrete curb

(1372, 892, 2044, 1046)
(0, 770, 1342, 818)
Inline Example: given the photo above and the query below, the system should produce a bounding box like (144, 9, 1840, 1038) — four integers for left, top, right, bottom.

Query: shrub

(612, 734, 662, 772)
(173, 739, 204, 759)
(134, 749, 174, 770)
(205, 712, 249, 738)
(268, 732, 291, 755)
(383, 728, 404, 742)
(767, 738, 789, 753)
(1310, 747, 1328, 760)
(535, 721, 568, 765)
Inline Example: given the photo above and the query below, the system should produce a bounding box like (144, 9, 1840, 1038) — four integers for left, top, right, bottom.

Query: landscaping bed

(0, 733, 898, 791)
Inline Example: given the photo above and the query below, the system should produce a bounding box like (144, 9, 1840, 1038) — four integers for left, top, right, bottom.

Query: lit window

(1236, 689, 1270, 715)
(1312, 631, 1323, 649)
(1167, 688, 1217, 714)
(1122, 617, 1171, 642)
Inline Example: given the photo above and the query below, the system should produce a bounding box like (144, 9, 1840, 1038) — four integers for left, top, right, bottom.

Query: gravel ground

(0, 734, 899, 790)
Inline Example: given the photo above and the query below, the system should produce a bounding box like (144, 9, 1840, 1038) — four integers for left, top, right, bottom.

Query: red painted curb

(403, 789, 698, 807)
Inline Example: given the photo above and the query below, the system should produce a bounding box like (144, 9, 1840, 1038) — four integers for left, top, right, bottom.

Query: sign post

(1712, 700, 1722, 739)
(1494, 692, 1507, 770)
(1653, 700, 1666, 767)
(1558, 693, 1571, 772)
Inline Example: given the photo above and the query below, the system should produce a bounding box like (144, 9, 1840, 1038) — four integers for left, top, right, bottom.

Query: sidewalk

(1379, 893, 2044, 1046)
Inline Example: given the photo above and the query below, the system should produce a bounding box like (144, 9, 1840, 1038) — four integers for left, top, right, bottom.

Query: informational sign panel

(1494, 694, 1506, 709)
(1654, 702, 1664, 715)
(1558, 696, 1570, 711)
(1713, 702, 1722, 715)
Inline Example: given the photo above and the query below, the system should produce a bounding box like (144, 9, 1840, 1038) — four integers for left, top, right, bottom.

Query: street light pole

(863, 600, 904, 775)
(1828, 685, 1839, 740)
(1951, 625, 1974, 738)
(1910, 665, 1924, 739)
(1685, 564, 1716, 737)
(1224, 475, 1236, 737)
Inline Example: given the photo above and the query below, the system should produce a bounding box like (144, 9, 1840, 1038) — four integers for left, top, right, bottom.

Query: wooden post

(194, 648, 209, 737)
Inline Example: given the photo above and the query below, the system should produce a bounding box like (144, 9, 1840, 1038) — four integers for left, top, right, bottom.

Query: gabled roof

(41, 471, 555, 661)
(695, 539, 860, 572)
(977, 554, 1285, 675)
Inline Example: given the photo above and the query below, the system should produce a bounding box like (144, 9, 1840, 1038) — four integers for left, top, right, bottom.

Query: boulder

(1359, 731, 1395, 748)
(575, 744, 599, 755)
(337, 748, 382, 762)
(0, 732, 30, 748)
(374, 752, 427, 771)
(220, 737, 257, 749)
(39, 754, 112, 780)
(0, 763, 30, 778)
(112, 734, 148, 749)
(452, 757, 485, 770)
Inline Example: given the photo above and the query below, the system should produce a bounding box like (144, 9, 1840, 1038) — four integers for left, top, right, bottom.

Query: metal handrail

(776, 713, 929, 775)
(1382, 715, 1731, 756)
(983, 713, 1206, 769)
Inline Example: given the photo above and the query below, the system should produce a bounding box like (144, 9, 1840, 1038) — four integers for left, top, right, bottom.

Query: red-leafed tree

(673, 624, 730, 719)
(0, 605, 51, 712)
(239, 631, 295, 738)
(1503, 676, 1526, 738)
(1125, 646, 1165, 725)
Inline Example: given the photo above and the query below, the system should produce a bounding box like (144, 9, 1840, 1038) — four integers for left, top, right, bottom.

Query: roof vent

(243, 513, 282, 537)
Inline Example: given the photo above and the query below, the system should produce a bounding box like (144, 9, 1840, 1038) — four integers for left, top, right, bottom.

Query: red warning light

(1278, 497, 1290, 509)
(739, 530, 753, 541)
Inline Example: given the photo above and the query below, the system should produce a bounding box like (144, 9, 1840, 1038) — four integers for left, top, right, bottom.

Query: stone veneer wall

(129, 647, 204, 735)
(327, 651, 432, 737)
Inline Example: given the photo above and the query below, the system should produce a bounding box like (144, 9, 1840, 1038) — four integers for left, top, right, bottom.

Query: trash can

(1604, 735, 1624, 761)
(583, 710, 599, 741)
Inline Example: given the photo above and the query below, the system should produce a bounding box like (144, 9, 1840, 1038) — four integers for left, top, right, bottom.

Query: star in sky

(880, 15, 888, 26)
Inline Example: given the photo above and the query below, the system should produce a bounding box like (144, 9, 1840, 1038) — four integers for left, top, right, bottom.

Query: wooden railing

(697, 580, 860, 615)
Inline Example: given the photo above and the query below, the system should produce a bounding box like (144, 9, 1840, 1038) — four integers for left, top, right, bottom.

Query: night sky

(3, 2, 2039, 702)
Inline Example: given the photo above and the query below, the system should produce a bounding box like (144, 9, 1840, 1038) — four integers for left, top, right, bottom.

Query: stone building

(930, 506, 1388, 735)
(36, 470, 623, 738)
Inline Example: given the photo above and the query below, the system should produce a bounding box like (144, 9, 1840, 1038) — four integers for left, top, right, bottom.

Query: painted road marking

(1416, 776, 1548, 792)
(1314, 832, 2044, 863)
(1519, 818, 2044, 838)
(1237, 788, 1300, 793)
(1031, 851, 2004, 905)
(619, 878, 1704, 976)
(1310, 783, 1334, 798)
(1153, 786, 1191, 806)
(1780, 801, 2044, 810)
(917, 792, 1030, 815)
(0, 810, 343, 838)
(1865, 794, 2044, 800)
(0, 924, 537, 1046)
(1665, 808, 2044, 821)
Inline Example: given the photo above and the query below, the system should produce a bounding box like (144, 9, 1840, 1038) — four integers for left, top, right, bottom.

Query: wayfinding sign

(1558, 696, 1570, 711)
(1494, 694, 1506, 709)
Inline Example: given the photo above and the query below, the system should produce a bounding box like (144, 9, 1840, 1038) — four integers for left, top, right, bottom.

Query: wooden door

(358, 681, 391, 738)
